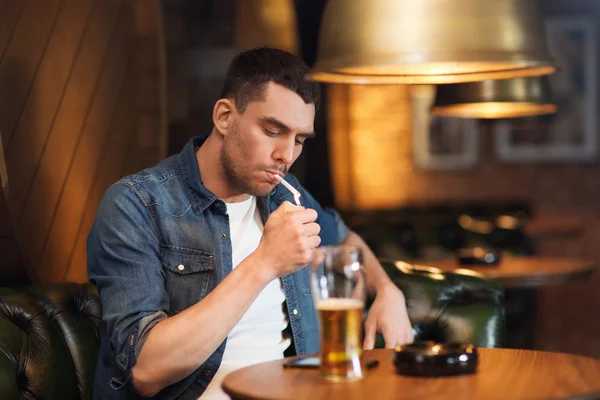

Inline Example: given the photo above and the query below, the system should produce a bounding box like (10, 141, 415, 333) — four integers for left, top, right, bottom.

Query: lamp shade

(308, 0, 556, 84)
(432, 77, 558, 119)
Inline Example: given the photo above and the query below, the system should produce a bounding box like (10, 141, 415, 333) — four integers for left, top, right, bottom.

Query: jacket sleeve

(87, 182, 168, 391)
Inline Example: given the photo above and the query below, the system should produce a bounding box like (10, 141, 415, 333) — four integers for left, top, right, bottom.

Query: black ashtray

(393, 341, 478, 377)
(457, 247, 500, 266)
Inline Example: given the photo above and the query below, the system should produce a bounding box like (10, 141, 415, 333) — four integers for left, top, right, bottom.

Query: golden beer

(317, 298, 365, 382)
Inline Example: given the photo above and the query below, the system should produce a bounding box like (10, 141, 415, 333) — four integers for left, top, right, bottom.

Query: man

(88, 47, 413, 400)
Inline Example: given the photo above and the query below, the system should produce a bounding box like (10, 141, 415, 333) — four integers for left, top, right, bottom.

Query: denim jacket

(87, 135, 350, 399)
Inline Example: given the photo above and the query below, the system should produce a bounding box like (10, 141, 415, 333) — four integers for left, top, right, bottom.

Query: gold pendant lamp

(308, 0, 556, 84)
(432, 76, 558, 119)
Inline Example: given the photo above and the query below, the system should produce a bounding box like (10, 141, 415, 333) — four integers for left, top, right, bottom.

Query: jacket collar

(180, 134, 274, 216)
(180, 135, 218, 213)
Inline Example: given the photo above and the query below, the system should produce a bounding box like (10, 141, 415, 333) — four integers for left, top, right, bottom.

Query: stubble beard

(221, 129, 273, 198)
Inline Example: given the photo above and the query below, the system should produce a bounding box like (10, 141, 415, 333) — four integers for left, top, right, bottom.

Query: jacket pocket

(160, 245, 214, 312)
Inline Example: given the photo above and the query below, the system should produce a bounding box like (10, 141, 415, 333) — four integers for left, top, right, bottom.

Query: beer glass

(310, 245, 366, 382)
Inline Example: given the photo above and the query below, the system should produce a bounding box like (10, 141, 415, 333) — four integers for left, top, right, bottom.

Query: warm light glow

(340, 62, 548, 76)
(310, 0, 556, 84)
(459, 215, 494, 234)
(433, 102, 558, 119)
(473, 247, 485, 258)
(309, 66, 556, 85)
(432, 76, 557, 119)
(454, 268, 485, 278)
(234, 0, 298, 54)
(328, 84, 413, 210)
(394, 262, 445, 280)
(496, 215, 520, 230)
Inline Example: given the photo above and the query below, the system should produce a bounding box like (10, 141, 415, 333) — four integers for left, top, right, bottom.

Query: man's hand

(255, 201, 321, 281)
(363, 282, 414, 349)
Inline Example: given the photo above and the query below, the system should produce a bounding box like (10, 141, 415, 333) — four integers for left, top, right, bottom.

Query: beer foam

(316, 298, 364, 310)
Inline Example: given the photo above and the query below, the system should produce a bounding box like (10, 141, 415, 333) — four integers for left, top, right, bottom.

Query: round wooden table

(222, 348, 600, 399)
(407, 255, 596, 288)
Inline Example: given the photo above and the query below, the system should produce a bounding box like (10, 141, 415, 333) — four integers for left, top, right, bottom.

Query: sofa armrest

(375, 260, 505, 348)
(0, 283, 101, 400)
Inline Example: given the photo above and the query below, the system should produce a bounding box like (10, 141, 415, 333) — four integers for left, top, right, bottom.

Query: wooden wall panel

(36, 4, 132, 282)
(66, 84, 135, 283)
(17, 1, 122, 274)
(0, 2, 27, 61)
(0, 0, 166, 284)
(7, 0, 95, 219)
(0, 0, 62, 148)
(0, 146, 27, 285)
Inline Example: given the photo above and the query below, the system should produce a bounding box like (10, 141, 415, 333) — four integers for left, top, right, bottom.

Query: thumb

(277, 200, 304, 214)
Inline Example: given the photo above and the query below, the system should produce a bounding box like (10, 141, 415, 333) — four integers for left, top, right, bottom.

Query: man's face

(221, 82, 316, 197)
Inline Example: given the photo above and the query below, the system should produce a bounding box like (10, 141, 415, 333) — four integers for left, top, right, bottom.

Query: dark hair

(220, 47, 321, 112)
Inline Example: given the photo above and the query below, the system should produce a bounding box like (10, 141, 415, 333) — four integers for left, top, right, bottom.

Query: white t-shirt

(201, 196, 291, 399)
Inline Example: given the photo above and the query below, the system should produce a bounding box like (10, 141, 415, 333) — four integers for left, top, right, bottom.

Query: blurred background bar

(0, 0, 599, 364)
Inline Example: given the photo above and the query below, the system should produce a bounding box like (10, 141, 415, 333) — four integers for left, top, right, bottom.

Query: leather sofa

(0, 262, 504, 399)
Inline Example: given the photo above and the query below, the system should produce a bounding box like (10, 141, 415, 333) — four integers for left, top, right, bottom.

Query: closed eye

(295, 134, 313, 146)
(263, 127, 279, 137)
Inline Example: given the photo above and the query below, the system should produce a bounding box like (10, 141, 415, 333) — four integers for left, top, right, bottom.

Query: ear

(212, 98, 236, 136)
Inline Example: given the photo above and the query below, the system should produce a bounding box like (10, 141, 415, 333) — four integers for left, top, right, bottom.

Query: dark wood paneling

(0, 0, 63, 149)
(0, 236, 26, 285)
(16, 0, 122, 273)
(7, 0, 95, 219)
(0, 0, 165, 283)
(66, 81, 135, 283)
(36, 3, 132, 282)
(0, 146, 26, 284)
(0, 1, 27, 64)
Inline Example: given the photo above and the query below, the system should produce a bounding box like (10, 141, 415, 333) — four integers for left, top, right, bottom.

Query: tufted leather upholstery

(0, 263, 503, 399)
(0, 283, 101, 400)
(376, 260, 505, 348)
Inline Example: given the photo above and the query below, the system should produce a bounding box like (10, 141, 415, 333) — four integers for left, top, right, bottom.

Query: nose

(272, 137, 295, 165)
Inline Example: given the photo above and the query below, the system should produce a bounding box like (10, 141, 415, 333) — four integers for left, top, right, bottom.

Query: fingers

(306, 234, 321, 249)
(292, 208, 318, 224)
(365, 318, 414, 349)
(406, 327, 415, 344)
(395, 327, 414, 346)
(276, 202, 317, 224)
(363, 319, 376, 350)
(381, 325, 396, 349)
(303, 222, 321, 237)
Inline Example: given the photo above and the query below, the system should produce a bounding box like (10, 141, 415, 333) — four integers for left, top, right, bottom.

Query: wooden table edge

(222, 348, 600, 400)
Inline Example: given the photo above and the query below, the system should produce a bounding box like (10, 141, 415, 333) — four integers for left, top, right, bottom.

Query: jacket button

(292, 309, 299, 316)
(203, 370, 212, 377)
(178, 264, 185, 271)
(221, 233, 227, 239)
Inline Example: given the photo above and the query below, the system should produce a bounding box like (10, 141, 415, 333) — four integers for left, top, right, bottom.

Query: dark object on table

(394, 341, 478, 377)
(458, 247, 500, 266)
